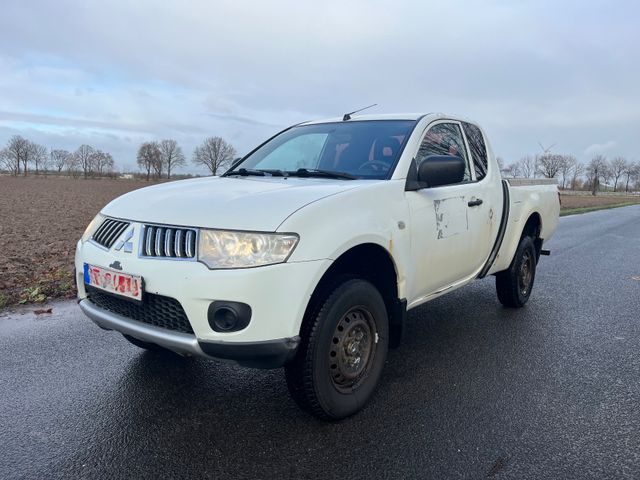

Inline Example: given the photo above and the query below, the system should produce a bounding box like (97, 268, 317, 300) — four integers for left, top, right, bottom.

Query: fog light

(207, 301, 252, 332)
(213, 307, 238, 331)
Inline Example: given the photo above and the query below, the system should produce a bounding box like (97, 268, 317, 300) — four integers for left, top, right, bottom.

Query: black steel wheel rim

(328, 307, 377, 392)
(519, 251, 533, 296)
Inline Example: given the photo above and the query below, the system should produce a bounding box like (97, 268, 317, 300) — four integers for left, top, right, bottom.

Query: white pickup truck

(76, 113, 560, 420)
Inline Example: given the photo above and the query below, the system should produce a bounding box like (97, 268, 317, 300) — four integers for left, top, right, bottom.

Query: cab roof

(300, 112, 453, 125)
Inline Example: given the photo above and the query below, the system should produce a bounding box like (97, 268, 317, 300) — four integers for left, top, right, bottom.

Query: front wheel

(285, 279, 389, 420)
(496, 236, 537, 308)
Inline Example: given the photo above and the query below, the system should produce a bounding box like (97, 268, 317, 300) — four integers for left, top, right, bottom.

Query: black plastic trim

(389, 298, 407, 349)
(477, 179, 510, 278)
(207, 301, 252, 332)
(198, 336, 300, 369)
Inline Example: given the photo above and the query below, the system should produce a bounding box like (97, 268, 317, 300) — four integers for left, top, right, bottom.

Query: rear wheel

(496, 236, 537, 308)
(122, 334, 166, 352)
(285, 278, 389, 420)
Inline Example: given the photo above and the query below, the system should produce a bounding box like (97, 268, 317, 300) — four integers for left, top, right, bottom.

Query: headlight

(198, 230, 299, 269)
(80, 213, 105, 243)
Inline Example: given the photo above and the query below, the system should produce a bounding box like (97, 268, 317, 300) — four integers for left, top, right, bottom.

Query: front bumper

(76, 232, 331, 367)
(79, 299, 300, 368)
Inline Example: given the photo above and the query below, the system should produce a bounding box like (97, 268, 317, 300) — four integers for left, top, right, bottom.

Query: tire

(285, 278, 389, 420)
(496, 235, 537, 308)
(122, 333, 166, 352)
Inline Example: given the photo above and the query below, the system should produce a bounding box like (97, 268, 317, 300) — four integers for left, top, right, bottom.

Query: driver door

(405, 121, 485, 301)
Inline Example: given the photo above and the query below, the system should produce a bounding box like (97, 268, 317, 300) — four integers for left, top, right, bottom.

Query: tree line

(503, 153, 640, 194)
(136, 136, 236, 180)
(0, 134, 237, 180)
(0, 135, 115, 178)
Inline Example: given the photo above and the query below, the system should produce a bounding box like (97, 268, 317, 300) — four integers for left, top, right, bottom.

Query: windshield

(230, 120, 416, 179)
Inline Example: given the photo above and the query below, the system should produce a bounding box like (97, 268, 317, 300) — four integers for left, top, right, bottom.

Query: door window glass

(416, 123, 471, 182)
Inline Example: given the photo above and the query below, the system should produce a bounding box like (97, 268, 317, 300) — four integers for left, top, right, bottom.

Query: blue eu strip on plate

(83, 263, 90, 285)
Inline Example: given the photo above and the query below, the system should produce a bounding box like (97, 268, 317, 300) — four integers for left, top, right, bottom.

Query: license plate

(84, 263, 143, 302)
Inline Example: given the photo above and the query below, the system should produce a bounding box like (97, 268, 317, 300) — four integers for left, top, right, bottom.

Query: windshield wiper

(288, 168, 356, 180)
(226, 168, 288, 177)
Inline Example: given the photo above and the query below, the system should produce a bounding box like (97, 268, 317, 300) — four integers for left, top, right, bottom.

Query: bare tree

(89, 150, 115, 176)
(65, 153, 81, 178)
(192, 137, 236, 175)
(609, 156, 628, 192)
(159, 139, 186, 179)
(506, 162, 521, 178)
(137, 142, 161, 181)
(74, 145, 95, 178)
(152, 152, 164, 178)
(50, 149, 71, 173)
(0, 149, 8, 173)
(568, 157, 584, 190)
(29, 142, 48, 175)
(558, 155, 574, 189)
(3, 135, 30, 175)
(2, 135, 24, 175)
(519, 155, 537, 178)
(586, 155, 608, 195)
(537, 153, 565, 179)
(601, 162, 613, 190)
(622, 161, 638, 192)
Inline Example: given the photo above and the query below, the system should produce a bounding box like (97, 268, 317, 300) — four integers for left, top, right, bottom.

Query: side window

(416, 122, 471, 182)
(462, 122, 488, 181)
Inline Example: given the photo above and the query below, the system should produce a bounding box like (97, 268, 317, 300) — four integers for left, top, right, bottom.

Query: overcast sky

(1, 0, 638, 174)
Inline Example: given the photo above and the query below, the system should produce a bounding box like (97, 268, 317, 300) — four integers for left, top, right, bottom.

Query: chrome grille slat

(91, 218, 130, 249)
(145, 226, 155, 256)
(140, 224, 196, 259)
(164, 228, 173, 257)
(175, 230, 183, 257)
(101, 221, 120, 244)
(155, 227, 164, 256)
(94, 219, 114, 245)
(185, 230, 194, 258)
(105, 222, 127, 247)
(93, 220, 109, 244)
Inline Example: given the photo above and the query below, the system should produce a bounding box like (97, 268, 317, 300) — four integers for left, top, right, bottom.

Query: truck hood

(102, 176, 364, 231)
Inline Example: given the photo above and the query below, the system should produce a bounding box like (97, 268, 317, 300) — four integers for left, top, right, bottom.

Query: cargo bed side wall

(488, 184, 559, 274)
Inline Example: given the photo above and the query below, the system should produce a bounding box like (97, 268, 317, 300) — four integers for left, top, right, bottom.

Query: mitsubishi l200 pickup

(76, 113, 560, 420)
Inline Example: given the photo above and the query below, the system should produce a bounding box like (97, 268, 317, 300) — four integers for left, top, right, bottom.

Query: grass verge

(560, 202, 640, 217)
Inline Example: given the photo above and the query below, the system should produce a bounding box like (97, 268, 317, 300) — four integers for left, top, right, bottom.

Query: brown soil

(559, 193, 640, 209)
(0, 175, 156, 306)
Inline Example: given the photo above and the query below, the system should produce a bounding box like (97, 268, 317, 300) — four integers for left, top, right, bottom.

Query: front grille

(141, 224, 197, 259)
(86, 285, 194, 334)
(92, 218, 130, 249)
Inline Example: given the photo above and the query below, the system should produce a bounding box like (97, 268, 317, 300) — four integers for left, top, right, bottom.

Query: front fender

(279, 180, 411, 299)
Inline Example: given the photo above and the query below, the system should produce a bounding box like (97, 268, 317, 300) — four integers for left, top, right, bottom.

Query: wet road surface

(1, 205, 639, 479)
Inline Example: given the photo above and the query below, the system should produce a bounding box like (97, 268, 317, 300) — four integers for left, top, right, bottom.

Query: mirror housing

(416, 155, 465, 188)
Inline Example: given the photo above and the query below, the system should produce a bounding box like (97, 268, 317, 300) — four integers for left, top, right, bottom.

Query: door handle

(468, 198, 483, 207)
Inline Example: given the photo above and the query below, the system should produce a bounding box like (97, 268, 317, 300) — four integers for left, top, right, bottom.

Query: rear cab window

(461, 122, 489, 181)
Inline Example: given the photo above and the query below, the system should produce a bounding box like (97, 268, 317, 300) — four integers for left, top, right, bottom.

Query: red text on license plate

(84, 264, 142, 301)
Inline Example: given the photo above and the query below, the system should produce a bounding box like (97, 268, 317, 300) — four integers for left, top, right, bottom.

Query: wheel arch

(489, 209, 544, 274)
(301, 243, 406, 348)
(521, 212, 543, 259)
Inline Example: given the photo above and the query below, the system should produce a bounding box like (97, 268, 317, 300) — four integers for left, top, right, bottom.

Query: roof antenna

(343, 103, 378, 121)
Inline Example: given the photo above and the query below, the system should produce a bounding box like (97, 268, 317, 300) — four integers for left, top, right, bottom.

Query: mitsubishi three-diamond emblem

(113, 226, 135, 253)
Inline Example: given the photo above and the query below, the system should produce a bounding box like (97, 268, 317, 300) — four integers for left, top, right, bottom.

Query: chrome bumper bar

(78, 299, 205, 357)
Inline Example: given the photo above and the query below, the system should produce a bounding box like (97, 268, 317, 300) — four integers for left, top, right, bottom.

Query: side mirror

(416, 155, 465, 188)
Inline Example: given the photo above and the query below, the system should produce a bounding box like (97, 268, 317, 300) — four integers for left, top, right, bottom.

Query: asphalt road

(1, 206, 639, 480)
